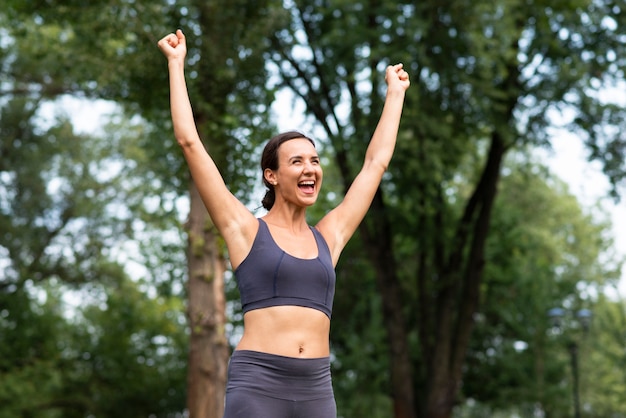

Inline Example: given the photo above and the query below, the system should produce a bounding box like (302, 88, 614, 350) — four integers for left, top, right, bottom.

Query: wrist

(386, 88, 406, 99)
(167, 58, 185, 70)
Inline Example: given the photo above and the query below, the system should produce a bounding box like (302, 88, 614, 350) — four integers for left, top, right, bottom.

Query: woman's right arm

(157, 30, 256, 264)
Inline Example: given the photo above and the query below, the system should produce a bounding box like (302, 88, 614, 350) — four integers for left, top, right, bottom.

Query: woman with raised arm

(158, 29, 409, 418)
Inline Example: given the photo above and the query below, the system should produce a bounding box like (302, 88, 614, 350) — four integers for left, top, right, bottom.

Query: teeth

(300, 181, 315, 186)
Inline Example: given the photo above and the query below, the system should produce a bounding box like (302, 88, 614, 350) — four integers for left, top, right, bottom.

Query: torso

(233, 217, 334, 358)
(235, 306, 331, 358)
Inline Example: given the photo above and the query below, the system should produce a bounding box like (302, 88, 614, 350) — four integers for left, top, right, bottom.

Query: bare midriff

(235, 305, 331, 358)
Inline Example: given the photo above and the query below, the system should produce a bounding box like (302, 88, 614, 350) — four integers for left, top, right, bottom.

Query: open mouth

(298, 180, 316, 194)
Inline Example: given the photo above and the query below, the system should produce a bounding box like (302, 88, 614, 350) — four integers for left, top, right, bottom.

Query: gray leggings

(223, 350, 336, 418)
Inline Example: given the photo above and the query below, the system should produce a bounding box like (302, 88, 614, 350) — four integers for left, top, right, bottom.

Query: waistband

(226, 350, 333, 401)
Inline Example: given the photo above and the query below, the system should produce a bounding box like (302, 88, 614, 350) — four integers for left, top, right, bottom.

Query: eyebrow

(288, 153, 319, 162)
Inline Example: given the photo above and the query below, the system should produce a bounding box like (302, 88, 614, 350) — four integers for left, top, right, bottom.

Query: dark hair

(261, 131, 316, 210)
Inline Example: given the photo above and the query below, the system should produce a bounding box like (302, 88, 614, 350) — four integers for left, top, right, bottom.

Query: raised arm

(317, 63, 410, 265)
(157, 30, 256, 265)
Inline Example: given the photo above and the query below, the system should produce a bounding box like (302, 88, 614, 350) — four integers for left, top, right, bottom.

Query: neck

(264, 204, 309, 231)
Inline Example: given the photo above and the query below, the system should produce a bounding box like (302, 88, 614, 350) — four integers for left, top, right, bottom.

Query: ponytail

(261, 187, 275, 210)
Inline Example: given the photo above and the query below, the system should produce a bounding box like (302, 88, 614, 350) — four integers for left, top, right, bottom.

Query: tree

(266, 1, 626, 417)
(172, 4, 280, 415)
(0, 95, 188, 416)
(2, 2, 282, 416)
(460, 158, 623, 416)
(4, 1, 626, 417)
(581, 293, 626, 417)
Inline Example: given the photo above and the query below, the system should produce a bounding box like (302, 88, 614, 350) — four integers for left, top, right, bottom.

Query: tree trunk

(360, 190, 416, 418)
(425, 131, 508, 418)
(185, 183, 229, 418)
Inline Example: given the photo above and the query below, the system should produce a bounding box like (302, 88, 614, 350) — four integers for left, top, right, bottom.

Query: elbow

(364, 158, 389, 176)
(175, 136, 189, 148)
(174, 132, 197, 149)
(366, 150, 393, 171)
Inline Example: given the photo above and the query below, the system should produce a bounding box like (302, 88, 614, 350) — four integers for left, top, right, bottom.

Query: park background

(1, 1, 625, 418)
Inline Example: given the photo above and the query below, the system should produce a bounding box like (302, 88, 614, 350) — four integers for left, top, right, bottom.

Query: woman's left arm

(318, 63, 410, 264)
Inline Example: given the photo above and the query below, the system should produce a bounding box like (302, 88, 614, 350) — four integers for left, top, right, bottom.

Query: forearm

(365, 89, 406, 170)
(168, 60, 201, 148)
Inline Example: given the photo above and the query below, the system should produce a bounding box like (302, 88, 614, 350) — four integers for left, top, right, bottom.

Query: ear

(264, 168, 277, 186)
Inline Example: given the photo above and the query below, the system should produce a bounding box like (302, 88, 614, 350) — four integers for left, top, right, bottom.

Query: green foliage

(0, 278, 187, 418)
(68, 278, 187, 417)
(0, 286, 68, 418)
(3, 1, 626, 417)
(583, 294, 626, 416)
(2, 1, 284, 416)
(461, 155, 625, 415)
(331, 238, 394, 417)
(0, 90, 189, 416)
(267, 1, 626, 416)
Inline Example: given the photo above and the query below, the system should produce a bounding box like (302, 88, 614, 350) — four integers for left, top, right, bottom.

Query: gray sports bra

(234, 219, 336, 318)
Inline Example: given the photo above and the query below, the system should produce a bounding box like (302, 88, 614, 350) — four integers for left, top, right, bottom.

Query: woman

(158, 29, 409, 418)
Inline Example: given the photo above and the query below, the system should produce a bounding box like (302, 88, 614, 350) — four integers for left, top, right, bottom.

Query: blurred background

(1, 1, 625, 417)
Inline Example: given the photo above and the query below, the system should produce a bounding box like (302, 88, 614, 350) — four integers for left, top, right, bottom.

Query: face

(265, 138, 323, 207)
